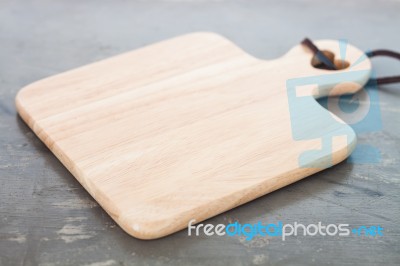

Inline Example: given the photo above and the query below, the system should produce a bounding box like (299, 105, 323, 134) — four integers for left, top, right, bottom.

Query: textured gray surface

(1, 0, 400, 265)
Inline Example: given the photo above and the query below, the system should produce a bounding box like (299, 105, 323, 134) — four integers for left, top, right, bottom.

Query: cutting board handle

(282, 39, 372, 98)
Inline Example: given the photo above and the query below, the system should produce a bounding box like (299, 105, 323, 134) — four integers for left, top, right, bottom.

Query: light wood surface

(15, 32, 372, 239)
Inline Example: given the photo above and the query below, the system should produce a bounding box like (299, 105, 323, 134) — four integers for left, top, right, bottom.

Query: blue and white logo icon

(286, 39, 381, 167)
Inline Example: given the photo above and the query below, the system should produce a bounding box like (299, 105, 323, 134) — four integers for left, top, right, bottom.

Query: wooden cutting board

(16, 32, 371, 239)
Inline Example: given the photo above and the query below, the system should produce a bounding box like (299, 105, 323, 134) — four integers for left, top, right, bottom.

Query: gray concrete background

(1, 0, 400, 265)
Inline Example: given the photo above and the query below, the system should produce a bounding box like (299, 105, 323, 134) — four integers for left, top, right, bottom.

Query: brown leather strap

(301, 38, 400, 85)
(365, 50, 400, 85)
(301, 38, 337, 70)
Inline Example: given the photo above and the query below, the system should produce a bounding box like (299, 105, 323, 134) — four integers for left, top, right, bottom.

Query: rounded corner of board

(116, 216, 174, 240)
(15, 82, 37, 119)
(15, 80, 42, 105)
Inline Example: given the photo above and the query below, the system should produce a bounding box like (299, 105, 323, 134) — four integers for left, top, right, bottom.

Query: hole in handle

(311, 50, 350, 70)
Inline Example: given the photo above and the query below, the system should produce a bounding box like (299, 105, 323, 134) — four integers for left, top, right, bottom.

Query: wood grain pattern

(15, 32, 371, 239)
